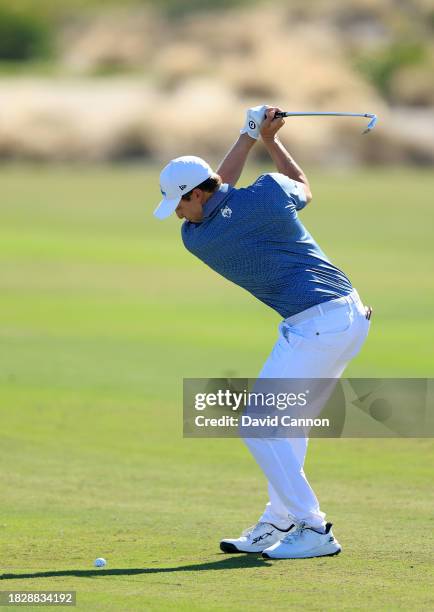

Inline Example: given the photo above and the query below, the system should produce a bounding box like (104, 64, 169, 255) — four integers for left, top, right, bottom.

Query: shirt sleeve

(267, 172, 308, 211)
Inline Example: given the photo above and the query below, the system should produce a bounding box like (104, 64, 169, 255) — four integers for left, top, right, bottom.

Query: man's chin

(186, 216, 202, 222)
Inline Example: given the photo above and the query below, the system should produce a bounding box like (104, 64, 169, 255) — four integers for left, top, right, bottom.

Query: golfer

(153, 106, 371, 559)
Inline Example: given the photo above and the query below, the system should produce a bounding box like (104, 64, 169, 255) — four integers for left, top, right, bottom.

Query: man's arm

(216, 133, 256, 186)
(260, 108, 312, 202)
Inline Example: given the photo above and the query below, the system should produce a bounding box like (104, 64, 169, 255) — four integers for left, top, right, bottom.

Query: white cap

(154, 155, 214, 220)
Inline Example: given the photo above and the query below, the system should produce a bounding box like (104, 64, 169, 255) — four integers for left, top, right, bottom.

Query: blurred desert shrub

(0, 0, 432, 164)
(153, 0, 251, 18)
(355, 42, 428, 101)
(0, 78, 158, 161)
(0, 6, 52, 61)
(390, 63, 434, 107)
(61, 10, 156, 74)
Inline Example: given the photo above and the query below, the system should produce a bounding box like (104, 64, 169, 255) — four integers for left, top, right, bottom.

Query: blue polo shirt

(181, 173, 353, 318)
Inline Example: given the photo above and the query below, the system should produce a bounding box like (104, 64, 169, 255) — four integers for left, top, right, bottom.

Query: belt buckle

(365, 305, 373, 320)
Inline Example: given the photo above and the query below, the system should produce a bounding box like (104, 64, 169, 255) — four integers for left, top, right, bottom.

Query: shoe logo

(252, 530, 274, 544)
(179, 184, 187, 191)
(221, 205, 232, 218)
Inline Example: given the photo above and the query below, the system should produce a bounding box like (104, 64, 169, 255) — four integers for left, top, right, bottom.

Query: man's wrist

(262, 135, 280, 146)
(239, 133, 257, 146)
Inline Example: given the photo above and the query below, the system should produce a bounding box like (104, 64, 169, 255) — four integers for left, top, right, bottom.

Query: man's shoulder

(241, 172, 308, 212)
(250, 172, 275, 186)
(241, 173, 290, 199)
(224, 174, 283, 204)
(247, 172, 289, 190)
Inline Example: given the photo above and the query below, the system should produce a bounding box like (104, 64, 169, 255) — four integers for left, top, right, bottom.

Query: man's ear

(192, 187, 204, 202)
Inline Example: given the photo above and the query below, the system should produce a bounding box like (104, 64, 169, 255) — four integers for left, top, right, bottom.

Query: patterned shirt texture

(181, 173, 353, 318)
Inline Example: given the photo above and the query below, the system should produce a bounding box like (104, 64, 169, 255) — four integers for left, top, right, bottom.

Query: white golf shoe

(220, 521, 294, 554)
(262, 521, 341, 559)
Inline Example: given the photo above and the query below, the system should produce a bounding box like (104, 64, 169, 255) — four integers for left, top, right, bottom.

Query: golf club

(274, 111, 378, 134)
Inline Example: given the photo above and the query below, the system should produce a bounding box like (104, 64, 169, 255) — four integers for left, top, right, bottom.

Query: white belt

(284, 289, 362, 326)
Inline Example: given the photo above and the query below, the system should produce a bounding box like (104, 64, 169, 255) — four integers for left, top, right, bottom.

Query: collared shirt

(181, 173, 353, 318)
(201, 182, 234, 220)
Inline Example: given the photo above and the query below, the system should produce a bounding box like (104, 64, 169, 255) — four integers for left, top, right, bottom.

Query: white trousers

(243, 289, 370, 530)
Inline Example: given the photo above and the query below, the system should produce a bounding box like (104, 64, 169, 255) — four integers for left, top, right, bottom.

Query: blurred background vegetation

(0, 0, 433, 164)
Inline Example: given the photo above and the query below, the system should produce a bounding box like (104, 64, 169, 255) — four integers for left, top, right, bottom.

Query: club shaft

(272, 111, 377, 134)
(274, 112, 375, 119)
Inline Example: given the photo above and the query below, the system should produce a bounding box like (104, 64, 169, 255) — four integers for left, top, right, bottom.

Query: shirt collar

(202, 183, 233, 220)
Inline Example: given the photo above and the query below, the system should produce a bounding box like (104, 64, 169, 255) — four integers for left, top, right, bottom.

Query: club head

(363, 115, 377, 134)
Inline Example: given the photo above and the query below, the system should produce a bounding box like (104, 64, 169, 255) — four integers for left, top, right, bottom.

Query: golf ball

(94, 557, 107, 568)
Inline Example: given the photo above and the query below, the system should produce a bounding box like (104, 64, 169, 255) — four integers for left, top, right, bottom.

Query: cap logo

(179, 184, 187, 191)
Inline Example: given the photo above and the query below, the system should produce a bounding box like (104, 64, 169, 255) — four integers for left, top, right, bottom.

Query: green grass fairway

(1, 165, 433, 610)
